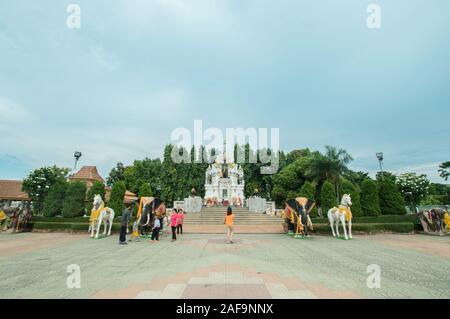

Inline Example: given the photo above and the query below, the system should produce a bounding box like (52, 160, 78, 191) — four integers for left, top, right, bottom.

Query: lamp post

(74, 151, 82, 170)
(376, 152, 384, 180)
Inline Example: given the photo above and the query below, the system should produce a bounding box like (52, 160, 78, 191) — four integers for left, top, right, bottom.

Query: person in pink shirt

(170, 208, 178, 241)
(176, 208, 184, 235)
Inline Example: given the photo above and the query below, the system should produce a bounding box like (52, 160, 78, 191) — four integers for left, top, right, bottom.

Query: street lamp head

(74, 151, 82, 160)
(376, 152, 383, 161)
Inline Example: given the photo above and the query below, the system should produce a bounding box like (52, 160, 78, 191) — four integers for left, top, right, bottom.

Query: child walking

(151, 217, 160, 242)
(225, 206, 234, 244)
(170, 208, 178, 242)
(129, 220, 140, 242)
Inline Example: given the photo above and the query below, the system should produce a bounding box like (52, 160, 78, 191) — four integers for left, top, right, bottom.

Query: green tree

(42, 180, 68, 217)
(106, 162, 126, 186)
(360, 179, 381, 216)
(299, 181, 315, 198)
(438, 161, 450, 181)
(271, 156, 311, 206)
(320, 181, 336, 213)
(109, 181, 126, 216)
(86, 181, 106, 213)
(308, 146, 353, 204)
(62, 181, 87, 218)
(22, 166, 70, 214)
(139, 183, 153, 197)
(299, 181, 318, 217)
(378, 178, 405, 215)
(340, 179, 362, 217)
(396, 173, 430, 212)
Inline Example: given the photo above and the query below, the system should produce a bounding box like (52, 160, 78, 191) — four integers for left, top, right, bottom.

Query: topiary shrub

(109, 181, 126, 216)
(378, 178, 406, 215)
(139, 183, 153, 197)
(62, 181, 87, 218)
(298, 181, 318, 217)
(360, 179, 381, 216)
(42, 180, 68, 217)
(320, 181, 336, 213)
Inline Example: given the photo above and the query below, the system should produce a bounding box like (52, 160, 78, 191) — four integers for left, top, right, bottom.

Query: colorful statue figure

(0, 209, 11, 231)
(285, 197, 315, 238)
(0, 206, 30, 233)
(89, 194, 115, 238)
(327, 194, 353, 240)
(444, 211, 450, 232)
(136, 196, 166, 237)
(417, 208, 446, 235)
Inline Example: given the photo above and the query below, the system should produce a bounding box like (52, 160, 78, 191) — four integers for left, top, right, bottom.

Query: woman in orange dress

(224, 206, 234, 244)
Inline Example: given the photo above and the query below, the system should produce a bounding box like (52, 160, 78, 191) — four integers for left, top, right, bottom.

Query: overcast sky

(0, 0, 449, 183)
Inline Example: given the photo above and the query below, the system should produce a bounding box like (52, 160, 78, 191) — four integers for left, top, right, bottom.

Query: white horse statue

(89, 194, 115, 238)
(327, 194, 353, 240)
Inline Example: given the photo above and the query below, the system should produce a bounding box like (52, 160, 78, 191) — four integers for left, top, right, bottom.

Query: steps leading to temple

(183, 206, 283, 230)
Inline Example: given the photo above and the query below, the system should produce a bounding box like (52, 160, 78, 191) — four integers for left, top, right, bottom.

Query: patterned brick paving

(0, 233, 449, 298)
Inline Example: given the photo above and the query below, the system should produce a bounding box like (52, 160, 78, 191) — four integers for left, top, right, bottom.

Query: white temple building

(204, 147, 245, 207)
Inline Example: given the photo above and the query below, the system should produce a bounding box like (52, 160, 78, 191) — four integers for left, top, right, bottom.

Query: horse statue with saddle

(327, 194, 353, 240)
(284, 197, 315, 238)
(0, 205, 32, 233)
(89, 194, 115, 238)
(417, 208, 449, 236)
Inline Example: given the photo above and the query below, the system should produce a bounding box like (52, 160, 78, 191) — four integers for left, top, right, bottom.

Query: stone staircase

(183, 206, 284, 233)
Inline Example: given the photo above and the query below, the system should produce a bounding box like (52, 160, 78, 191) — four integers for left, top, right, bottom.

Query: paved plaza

(0, 231, 449, 299)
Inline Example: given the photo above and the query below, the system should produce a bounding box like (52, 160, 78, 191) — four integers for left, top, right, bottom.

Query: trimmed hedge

(31, 222, 123, 232)
(311, 222, 414, 234)
(32, 216, 136, 223)
(311, 214, 418, 224)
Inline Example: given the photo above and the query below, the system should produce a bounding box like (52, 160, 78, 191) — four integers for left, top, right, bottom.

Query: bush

(378, 178, 406, 215)
(299, 181, 318, 217)
(361, 179, 381, 216)
(109, 181, 126, 216)
(31, 216, 135, 223)
(340, 179, 362, 216)
(311, 214, 419, 224)
(86, 181, 106, 213)
(139, 183, 153, 197)
(62, 181, 87, 218)
(320, 181, 336, 213)
(31, 221, 123, 233)
(42, 180, 68, 217)
(311, 222, 414, 234)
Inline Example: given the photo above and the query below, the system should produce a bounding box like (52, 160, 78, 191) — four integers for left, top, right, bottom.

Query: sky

(0, 0, 449, 183)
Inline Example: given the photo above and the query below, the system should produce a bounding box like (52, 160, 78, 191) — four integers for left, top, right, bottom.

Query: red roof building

(70, 166, 137, 203)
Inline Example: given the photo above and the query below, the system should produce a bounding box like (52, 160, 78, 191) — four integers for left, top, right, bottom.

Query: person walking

(224, 206, 234, 244)
(177, 208, 184, 235)
(170, 208, 178, 242)
(151, 217, 160, 242)
(119, 204, 131, 245)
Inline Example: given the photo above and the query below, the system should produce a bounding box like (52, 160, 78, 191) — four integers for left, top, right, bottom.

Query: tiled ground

(0, 232, 449, 298)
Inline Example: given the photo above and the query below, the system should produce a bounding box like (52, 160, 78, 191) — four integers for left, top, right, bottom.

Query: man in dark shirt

(119, 204, 131, 245)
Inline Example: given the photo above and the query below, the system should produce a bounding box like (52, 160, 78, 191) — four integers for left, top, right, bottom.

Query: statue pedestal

(248, 197, 267, 213)
(184, 196, 203, 213)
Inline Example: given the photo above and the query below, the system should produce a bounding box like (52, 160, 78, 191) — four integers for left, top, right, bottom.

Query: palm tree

(438, 161, 450, 181)
(308, 146, 353, 204)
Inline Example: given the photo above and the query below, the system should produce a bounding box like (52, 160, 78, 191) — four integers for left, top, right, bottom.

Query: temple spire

(223, 139, 227, 163)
